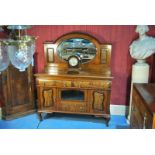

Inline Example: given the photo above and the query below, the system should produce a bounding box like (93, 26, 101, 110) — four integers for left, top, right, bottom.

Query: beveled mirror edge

(56, 37, 97, 64)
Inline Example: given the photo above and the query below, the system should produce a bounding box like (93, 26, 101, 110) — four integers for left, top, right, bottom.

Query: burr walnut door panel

(89, 90, 110, 114)
(38, 87, 56, 110)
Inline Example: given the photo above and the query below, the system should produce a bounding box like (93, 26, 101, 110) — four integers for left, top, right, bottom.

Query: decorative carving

(42, 89, 53, 107)
(100, 48, 107, 64)
(47, 48, 54, 63)
(38, 80, 111, 89)
(93, 91, 104, 111)
(63, 81, 72, 87)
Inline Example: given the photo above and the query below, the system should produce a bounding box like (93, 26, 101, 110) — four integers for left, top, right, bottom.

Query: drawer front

(58, 101, 87, 113)
(37, 79, 111, 89)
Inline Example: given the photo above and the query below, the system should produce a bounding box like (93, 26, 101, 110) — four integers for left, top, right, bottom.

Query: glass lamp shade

(7, 39, 35, 72)
(0, 41, 10, 73)
(7, 25, 31, 30)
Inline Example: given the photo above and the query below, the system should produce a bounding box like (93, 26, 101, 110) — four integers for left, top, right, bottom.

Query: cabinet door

(38, 87, 56, 110)
(130, 103, 143, 129)
(131, 88, 153, 129)
(1, 65, 35, 119)
(91, 90, 110, 114)
(57, 89, 88, 113)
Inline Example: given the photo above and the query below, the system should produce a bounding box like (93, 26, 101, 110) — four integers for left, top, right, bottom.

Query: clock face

(68, 56, 79, 68)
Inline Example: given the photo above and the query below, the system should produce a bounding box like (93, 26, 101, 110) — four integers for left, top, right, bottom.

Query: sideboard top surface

(35, 67, 113, 80)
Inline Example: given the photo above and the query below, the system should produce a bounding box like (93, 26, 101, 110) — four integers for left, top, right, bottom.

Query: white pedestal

(128, 61, 149, 122)
(132, 61, 149, 83)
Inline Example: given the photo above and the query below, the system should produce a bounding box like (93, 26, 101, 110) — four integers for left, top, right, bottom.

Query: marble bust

(130, 25, 155, 62)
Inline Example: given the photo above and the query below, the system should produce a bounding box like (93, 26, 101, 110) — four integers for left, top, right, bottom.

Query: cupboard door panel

(42, 89, 54, 107)
(39, 87, 56, 110)
(91, 90, 110, 114)
(130, 84, 155, 129)
(8, 66, 31, 106)
(1, 65, 35, 119)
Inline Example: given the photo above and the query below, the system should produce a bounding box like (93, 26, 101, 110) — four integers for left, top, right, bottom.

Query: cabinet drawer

(37, 79, 111, 89)
(58, 101, 88, 113)
(73, 80, 111, 89)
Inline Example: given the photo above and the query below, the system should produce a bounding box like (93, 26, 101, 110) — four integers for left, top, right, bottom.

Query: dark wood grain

(0, 65, 36, 120)
(130, 83, 155, 129)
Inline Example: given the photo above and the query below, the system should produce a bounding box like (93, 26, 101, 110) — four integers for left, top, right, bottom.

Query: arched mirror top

(44, 32, 112, 74)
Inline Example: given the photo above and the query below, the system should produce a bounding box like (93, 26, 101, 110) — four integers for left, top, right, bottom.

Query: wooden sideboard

(35, 32, 113, 126)
(130, 83, 155, 129)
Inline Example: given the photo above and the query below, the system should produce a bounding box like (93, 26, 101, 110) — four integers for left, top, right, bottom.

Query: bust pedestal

(132, 60, 149, 83)
(128, 60, 149, 121)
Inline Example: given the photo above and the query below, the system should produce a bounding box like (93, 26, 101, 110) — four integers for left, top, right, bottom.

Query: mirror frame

(44, 32, 112, 73)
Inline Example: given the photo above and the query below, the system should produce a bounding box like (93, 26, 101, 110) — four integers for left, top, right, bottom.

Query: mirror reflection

(57, 38, 96, 63)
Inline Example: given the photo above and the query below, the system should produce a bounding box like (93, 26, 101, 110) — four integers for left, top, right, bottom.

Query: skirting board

(0, 105, 128, 120)
(110, 104, 129, 116)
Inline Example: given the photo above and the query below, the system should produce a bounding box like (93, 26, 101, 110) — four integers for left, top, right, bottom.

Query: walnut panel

(1, 65, 35, 120)
(92, 90, 109, 113)
(38, 79, 111, 89)
(93, 91, 104, 111)
(46, 48, 54, 63)
(11, 69, 30, 106)
(100, 48, 107, 64)
(58, 102, 87, 113)
(132, 104, 143, 128)
(42, 89, 53, 107)
(130, 84, 155, 129)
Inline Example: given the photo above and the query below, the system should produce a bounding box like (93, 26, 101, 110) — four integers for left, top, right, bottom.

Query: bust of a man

(130, 25, 155, 61)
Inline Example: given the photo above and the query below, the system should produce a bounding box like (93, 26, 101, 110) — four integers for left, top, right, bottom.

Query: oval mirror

(57, 38, 97, 63)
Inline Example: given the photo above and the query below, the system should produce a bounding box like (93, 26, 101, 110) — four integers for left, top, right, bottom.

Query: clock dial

(69, 57, 78, 67)
(68, 55, 80, 68)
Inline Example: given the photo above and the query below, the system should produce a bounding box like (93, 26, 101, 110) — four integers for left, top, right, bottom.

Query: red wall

(1, 25, 155, 106)
(28, 25, 155, 106)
